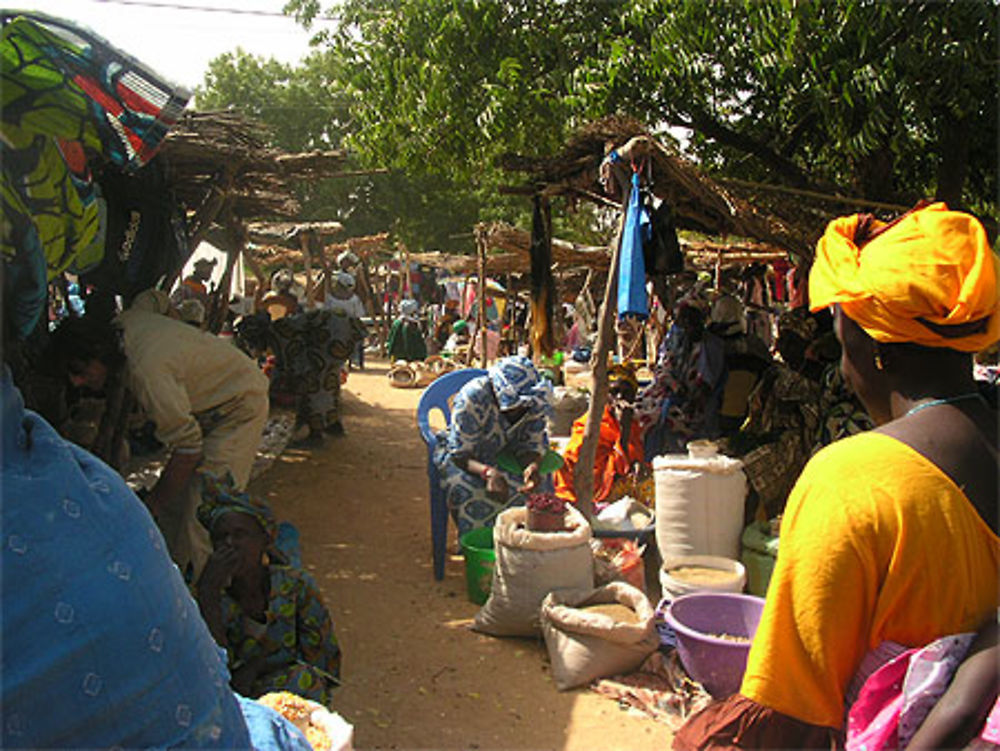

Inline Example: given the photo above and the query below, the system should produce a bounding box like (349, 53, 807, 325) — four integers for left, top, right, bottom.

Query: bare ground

(248, 356, 673, 751)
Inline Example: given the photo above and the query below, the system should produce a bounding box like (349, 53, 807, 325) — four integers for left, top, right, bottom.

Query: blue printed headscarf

(488, 355, 553, 418)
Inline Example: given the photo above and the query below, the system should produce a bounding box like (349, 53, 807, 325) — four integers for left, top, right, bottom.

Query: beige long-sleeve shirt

(117, 308, 268, 452)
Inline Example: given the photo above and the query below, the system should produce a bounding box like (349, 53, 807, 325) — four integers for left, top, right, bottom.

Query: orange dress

(554, 406, 645, 509)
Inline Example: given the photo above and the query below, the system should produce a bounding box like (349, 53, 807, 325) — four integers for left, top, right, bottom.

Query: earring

(261, 551, 270, 566)
(873, 351, 884, 371)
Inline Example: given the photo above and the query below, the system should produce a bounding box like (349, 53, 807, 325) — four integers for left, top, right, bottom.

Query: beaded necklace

(903, 392, 985, 417)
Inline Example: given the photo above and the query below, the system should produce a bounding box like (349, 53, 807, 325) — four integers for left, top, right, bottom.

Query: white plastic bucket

(659, 554, 746, 601)
(653, 445, 747, 562)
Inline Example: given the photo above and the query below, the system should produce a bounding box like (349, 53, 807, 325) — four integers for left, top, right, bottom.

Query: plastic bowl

(659, 554, 746, 600)
(663, 591, 765, 698)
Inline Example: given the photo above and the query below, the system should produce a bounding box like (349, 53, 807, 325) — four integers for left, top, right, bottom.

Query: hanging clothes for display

(641, 192, 684, 277)
(1, 11, 190, 336)
(617, 171, 648, 321)
(80, 158, 188, 306)
(529, 194, 557, 357)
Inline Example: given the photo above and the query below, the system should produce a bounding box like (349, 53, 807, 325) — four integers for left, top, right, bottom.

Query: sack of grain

(540, 581, 660, 690)
(472, 504, 593, 637)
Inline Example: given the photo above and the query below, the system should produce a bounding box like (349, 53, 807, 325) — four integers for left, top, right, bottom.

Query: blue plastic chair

(417, 367, 488, 580)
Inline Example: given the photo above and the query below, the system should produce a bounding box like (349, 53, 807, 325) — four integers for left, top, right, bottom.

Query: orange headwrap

(809, 202, 1000, 352)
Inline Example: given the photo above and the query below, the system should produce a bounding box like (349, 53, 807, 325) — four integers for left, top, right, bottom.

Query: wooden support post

(477, 233, 488, 367)
(571, 188, 630, 521)
(242, 250, 268, 311)
(208, 219, 244, 333)
(301, 231, 313, 305)
(505, 273, 514, 355)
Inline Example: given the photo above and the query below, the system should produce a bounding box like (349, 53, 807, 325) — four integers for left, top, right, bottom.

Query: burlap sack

(472, 505, 593, 637)
(540, 581, 660, 690)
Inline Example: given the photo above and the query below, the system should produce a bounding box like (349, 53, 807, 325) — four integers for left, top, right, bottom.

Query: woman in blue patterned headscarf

(432, 356, 554, 534)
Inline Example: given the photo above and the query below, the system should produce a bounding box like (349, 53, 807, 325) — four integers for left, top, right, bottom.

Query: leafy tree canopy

(203, 0, 996, 253)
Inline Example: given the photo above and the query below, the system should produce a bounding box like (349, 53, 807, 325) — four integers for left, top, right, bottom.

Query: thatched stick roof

(497, 115, 883, 262)
(246, 221, 345, 247)
(160, 111, 351, 223)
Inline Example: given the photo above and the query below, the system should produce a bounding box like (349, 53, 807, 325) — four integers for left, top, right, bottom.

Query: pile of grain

(667, 565, 739, 586)
(581, 602, 639, 625)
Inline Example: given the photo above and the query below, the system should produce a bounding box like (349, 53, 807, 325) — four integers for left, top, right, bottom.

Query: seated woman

(635, 294, 726, 458)
(554, 363, 648, 514)
(674, 202, 1000, 749)
(196, 475, 342, 706)
(433, 355, 554, 534)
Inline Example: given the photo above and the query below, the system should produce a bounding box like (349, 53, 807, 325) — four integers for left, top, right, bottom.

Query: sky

(14, 0, 337, 93)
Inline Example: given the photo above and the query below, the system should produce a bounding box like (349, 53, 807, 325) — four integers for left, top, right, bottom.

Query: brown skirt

(672, 694, 843, 751)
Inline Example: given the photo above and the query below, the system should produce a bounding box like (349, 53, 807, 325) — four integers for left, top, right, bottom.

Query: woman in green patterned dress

(195, 474, 342, 706)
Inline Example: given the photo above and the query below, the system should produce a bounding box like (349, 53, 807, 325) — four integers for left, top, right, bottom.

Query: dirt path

(248, 357, 674, 751)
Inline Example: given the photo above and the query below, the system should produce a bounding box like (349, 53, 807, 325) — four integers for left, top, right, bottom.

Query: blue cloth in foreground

(617, 171, 649, 320)
(0, 368, 250, 748)
(238, 696, 312, 751)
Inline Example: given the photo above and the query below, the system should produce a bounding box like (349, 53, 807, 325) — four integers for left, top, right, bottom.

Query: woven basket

(414, 364, 437, 387)
(388, 365, 417, 388)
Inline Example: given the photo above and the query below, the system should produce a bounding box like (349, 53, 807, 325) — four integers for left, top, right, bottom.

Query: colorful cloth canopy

(1, 12, 189, 335)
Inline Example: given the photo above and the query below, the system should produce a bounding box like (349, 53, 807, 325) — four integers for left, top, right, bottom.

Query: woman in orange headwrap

(554, 363, 648, 513)
(674, 203, 1000, 750)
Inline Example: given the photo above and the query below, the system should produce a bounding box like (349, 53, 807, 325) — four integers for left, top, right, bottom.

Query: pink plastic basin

(664, 591, 765, 698)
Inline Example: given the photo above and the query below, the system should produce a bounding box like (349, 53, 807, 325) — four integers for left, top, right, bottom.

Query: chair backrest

(417, 367, 487, 445)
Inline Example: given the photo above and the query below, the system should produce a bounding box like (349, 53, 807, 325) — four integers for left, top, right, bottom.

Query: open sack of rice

(257, 691, 354, 751)
(540, 581, 660, 690)
(472, 504, 593, 638)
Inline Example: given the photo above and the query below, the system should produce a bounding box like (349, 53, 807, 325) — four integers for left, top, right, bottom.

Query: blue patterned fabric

(486, 355, 554, 417)
(0, 367, 251, 749)
(432, 357, 552, 533)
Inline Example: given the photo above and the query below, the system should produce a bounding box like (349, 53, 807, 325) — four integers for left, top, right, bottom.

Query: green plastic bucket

(459, 526, 496, 605)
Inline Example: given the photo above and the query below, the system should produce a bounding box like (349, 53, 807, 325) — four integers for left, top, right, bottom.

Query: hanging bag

(616, 171, 649, 320)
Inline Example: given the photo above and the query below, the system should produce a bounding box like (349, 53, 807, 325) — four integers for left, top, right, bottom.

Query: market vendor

(51, 289, 269, 582)
(171, 256, 215, 308)
(554, 363, 648, 513)
(433, 355, 554, 534)
(196, 474, 342, 706)
(674, 202, 1000, 749)
(323, 271, 366, 369)
(261, 269, 300, 321)
(635, 292, 726, 458)
(235, 308, 366, 445)
(387, 298, 427, 362)
(443, 318, 471, 355)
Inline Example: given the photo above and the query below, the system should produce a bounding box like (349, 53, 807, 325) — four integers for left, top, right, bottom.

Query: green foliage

(204, 0, 996, 247)
(196, 48, 349, 152)
(582, 0, 996, 208)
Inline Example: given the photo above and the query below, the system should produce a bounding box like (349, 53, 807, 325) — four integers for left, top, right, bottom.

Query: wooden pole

(572, 187, 630, 520)
(300, 231, 313, 306)
(477, 233, 488, 367)
(242, 250, 268, 312)
(504, 272, 514, 355)
(208, 218, 244, 333)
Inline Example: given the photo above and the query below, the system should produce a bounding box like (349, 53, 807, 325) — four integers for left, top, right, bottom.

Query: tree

(285, 0, 996, 215)
(196, 47, 518, 253)
(583, 0, 996, 210)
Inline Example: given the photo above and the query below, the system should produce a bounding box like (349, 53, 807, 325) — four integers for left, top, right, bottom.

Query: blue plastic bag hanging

(617, 171, 649, 320)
